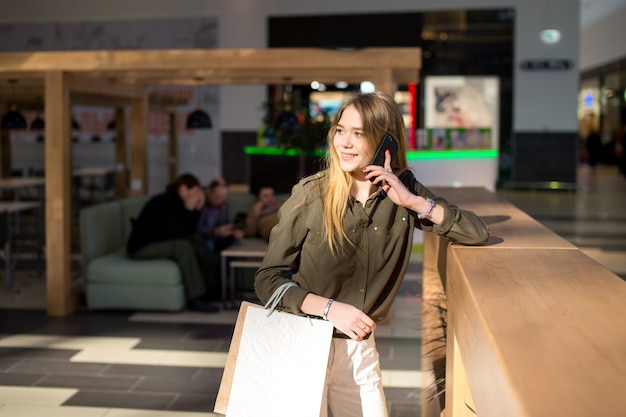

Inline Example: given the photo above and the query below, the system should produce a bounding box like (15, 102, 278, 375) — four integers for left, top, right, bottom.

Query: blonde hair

(321, 91, 408, 254)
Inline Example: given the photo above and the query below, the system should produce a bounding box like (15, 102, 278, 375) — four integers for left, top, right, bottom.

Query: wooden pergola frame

(0, 47, 421, 316)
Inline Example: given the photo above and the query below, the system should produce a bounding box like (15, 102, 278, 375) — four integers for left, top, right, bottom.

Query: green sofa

(79, 191, 285, 311)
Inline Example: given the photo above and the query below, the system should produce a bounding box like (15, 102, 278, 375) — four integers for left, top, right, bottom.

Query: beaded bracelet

(419, 197, 436, 219)
(322, 298, 334, 321)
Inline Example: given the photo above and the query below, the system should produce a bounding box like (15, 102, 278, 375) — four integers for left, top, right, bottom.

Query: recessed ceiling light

(540, 29, 561, 43)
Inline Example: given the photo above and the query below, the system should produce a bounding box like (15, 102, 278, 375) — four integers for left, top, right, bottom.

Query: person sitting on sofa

(245, 186, 283, 241)
(198, 177, 245, 253)
(197, 178, 245, 288)
(126, 173, 219, 313)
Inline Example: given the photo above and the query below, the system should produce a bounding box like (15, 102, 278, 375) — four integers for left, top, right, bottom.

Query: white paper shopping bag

(216, 301, 333, 417)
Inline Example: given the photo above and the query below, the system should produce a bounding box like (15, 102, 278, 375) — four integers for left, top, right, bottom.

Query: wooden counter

(420, 187, 626, 417)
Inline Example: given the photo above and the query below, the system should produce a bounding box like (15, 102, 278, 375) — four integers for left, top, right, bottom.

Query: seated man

(197, 178, 245, 292)
(245, 186, 283, 241)
(198, 178, 245, 252)
(126, 173, 218, 312)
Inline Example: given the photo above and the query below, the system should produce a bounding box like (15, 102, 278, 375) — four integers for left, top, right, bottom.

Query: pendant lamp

(1, 79, 27, 130)
(30, 114, 45, 130)
(71, 114, 80, 130)
(186, 78, 212, 129)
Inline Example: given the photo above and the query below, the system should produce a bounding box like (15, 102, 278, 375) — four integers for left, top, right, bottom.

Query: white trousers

(321, 334, 388, 417)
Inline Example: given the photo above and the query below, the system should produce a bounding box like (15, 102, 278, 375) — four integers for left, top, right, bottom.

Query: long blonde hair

(321, 91, 408, 254)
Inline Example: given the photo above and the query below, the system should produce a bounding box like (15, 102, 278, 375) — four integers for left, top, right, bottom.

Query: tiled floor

(0, 162, 625, 417)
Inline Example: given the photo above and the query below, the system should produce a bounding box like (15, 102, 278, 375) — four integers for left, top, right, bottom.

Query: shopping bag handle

(264, 281, 299, 316)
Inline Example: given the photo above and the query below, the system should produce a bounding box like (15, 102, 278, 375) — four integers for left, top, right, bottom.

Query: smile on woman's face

(333, 105, 372, 177)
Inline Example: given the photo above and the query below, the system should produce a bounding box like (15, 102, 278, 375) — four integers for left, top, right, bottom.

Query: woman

(127, 173, 218, 312)
(255, 92, 489, 416)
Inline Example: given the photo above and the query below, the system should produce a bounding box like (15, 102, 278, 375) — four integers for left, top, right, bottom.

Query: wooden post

(168, 111, 178, 182)
(129, 96, 148, 196)
(374, 67, 396, 97)
(113, 107, 127, 199)
(1, 129, 12, 199)
(44, 71, 74, 317)
(0, 129, 11, 178)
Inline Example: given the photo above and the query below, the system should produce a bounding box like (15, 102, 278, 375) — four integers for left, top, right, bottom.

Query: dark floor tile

(377, 338, 421, 370)
(0, 347, 78, 360)
(398, 278, 422, 297)
(9, 359, 108, 376)
(135, 330, 233, 351)
(37, 374, 139, 390)
(104, 363, 200, 378)
(0, 372, 44, 386)
(386, 387, 421, 417)
(385, 387, 421, 402)
(388, 402, 422, 417)
(136, 373, 219, 395)
(185, 325, 238, 341)
(169, 392, 216, 412)
(195, 366, 226, 380)
(64, 390, 176, 410)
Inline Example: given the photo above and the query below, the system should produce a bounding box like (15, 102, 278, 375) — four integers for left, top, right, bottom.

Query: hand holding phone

(368, 132, 399, 183)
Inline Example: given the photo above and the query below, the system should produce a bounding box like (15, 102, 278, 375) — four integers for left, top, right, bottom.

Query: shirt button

(359, 289, 365, 292)
(402, 217, 406, 222)
(374, 226, 378, 231)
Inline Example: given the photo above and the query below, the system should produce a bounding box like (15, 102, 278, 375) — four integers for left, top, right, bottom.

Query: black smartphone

(368, 132, 399, 182)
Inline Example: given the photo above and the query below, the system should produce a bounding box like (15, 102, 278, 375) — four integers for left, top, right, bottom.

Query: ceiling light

(30, 114, 45, 130)
(360, 81, 376, 93)
(1, 79, 27, 130)
(186, 78, 212, 129)
(540, 28, 561, 43)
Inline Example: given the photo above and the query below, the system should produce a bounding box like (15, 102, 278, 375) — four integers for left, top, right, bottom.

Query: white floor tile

(0, 404, 216, 417)
(381, 370, 424, 388)
(129, 310, 239, 325)
(0, 404, 107, 417)
(103, 408, 219, 417)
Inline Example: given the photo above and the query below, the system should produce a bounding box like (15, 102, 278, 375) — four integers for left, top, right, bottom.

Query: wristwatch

(419, 197, 436, 219)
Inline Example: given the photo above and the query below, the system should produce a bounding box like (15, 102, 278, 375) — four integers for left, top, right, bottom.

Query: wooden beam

(0, 48, 421, 104)
(44, 70, 74, 317)
(373, 67, 396, 97)
(0, 48, 421, 73)
(104, 68, 419, 86)
(69, 75, 146, 99)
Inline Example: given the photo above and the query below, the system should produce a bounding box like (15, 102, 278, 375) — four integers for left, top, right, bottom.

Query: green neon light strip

(406, 149, 499, 160)
(245, 147, 498, 160)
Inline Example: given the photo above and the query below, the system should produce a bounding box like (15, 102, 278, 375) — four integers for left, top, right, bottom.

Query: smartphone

(368, 132, 399, 182)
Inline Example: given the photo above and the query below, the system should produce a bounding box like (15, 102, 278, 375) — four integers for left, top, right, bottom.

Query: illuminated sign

(519, 59, 573, 70)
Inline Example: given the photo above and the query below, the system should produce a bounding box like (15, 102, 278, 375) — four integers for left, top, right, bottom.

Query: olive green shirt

(254, 169, 489, 322)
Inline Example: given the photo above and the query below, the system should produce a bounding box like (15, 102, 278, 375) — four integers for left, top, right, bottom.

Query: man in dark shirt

(127, 173, 219, 312)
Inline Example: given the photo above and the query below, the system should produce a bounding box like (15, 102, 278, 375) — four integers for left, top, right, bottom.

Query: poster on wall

(424, 76, 499, 150)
